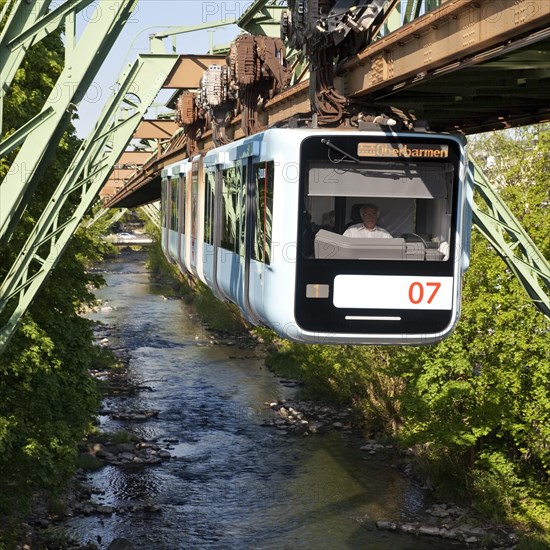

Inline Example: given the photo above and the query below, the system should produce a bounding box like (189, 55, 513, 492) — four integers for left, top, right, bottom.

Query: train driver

(343, 204, 392, 238)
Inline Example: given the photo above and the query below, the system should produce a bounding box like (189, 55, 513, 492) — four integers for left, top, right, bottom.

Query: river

(65, 253, 455, 549)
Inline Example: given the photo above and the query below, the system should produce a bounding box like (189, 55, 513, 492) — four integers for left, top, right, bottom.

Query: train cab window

(253, 161, 274, 264)
(303, 145, 457, 262)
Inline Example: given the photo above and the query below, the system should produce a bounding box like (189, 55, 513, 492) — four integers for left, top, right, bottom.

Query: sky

(73, 0, 252, 137)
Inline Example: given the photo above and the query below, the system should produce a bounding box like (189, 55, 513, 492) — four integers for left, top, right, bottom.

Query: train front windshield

(295, 133, 465, 340)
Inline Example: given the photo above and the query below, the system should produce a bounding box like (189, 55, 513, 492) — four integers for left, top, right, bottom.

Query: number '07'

(408, 282, 441, 304)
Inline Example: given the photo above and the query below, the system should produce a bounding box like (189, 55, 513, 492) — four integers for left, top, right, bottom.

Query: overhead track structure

(106, 0, 550, 209)
(336, 0, 550, 133)
(1, 0, 548, 351)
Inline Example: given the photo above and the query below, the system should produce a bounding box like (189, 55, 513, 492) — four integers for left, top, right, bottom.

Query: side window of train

(253, 161, 274, 264)
(180, 172, 186, 232)
(161, 177, 167, 228)
(221, 165, 240, 252)
(191, 163, 199, 239)
(170, 176, 179, 232)
(239, 164, 247, 257)
(204, 171, 215, 245)
(220, 162, 247, 254)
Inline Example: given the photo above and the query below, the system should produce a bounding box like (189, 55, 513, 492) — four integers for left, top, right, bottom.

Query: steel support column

(0, 0, 138, 244)
(471, 161, 550, 318)
(0, 54, 178, 354)
(140, 202, 160, 227)
(85, 207, 127, 229)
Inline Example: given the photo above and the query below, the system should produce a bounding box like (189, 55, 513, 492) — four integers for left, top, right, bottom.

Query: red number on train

(408, 282, 424, 304)
(408, 282, 442, 305)
(426, 282, 441, 304)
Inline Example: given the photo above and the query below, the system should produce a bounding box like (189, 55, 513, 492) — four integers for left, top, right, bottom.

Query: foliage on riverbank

(0, 15, 110, 544)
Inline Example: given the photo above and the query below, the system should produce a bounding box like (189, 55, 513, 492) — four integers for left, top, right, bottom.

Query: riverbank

(16, 248, 527, 549)
(39, 319, 512, 549)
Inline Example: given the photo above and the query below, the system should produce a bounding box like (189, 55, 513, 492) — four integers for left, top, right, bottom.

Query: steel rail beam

(0, 54, 178, 355)
(0, 0, 138, 244)
(336, 0, 550, 98)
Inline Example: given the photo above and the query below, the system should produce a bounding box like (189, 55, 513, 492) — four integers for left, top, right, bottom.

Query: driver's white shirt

(343, 224, 392, 238)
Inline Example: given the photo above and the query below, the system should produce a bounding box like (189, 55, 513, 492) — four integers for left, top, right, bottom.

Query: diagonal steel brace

(470, 160, 550, 318)
(0, 54, 178, 354)
(0, 0, 138, 244)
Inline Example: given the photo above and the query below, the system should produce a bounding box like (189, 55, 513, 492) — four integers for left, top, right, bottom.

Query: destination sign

(357, 143, 449, 158)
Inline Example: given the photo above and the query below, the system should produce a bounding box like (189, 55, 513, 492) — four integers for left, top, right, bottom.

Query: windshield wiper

(321, 139, 361, 164)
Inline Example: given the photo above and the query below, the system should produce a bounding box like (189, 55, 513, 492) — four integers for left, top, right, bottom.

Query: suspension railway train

(161, 127, 473, 344)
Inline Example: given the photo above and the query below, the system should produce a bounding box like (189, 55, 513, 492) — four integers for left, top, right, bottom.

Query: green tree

(392, 126, 550, 536)
(0, 5, 104, 532)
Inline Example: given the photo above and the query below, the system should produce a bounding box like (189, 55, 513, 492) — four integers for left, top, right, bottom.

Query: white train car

(161, 127, 472, 344)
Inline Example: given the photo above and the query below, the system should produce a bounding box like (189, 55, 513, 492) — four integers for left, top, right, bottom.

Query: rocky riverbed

(19, 332, 518, 550)
(20, 256, 521, 550)
(259, 392, 518, 549)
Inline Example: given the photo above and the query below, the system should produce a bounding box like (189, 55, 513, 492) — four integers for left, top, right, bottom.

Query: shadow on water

(68, 253, 457, 549)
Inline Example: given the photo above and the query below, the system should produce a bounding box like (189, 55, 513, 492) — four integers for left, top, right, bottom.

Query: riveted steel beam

(337, 0, 550, 98)
(0, 0, 95, 133)
(0, 54, 178, 354)
(0, 0, 138, 244)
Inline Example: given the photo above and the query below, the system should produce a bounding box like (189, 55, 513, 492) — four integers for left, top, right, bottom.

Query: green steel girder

(0, 54, 178, 354)
(149, 19, 238, 55)
(85, 207, 127, 229)
(0, 107, 55, 158)
(470, 161, 550, 318)
(2, 0, 95, 69)
(237, 1, 287, 37)
(0, 0, 95, 133)
(140, 202, 160, 227)
(0, 0, 138, 245)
